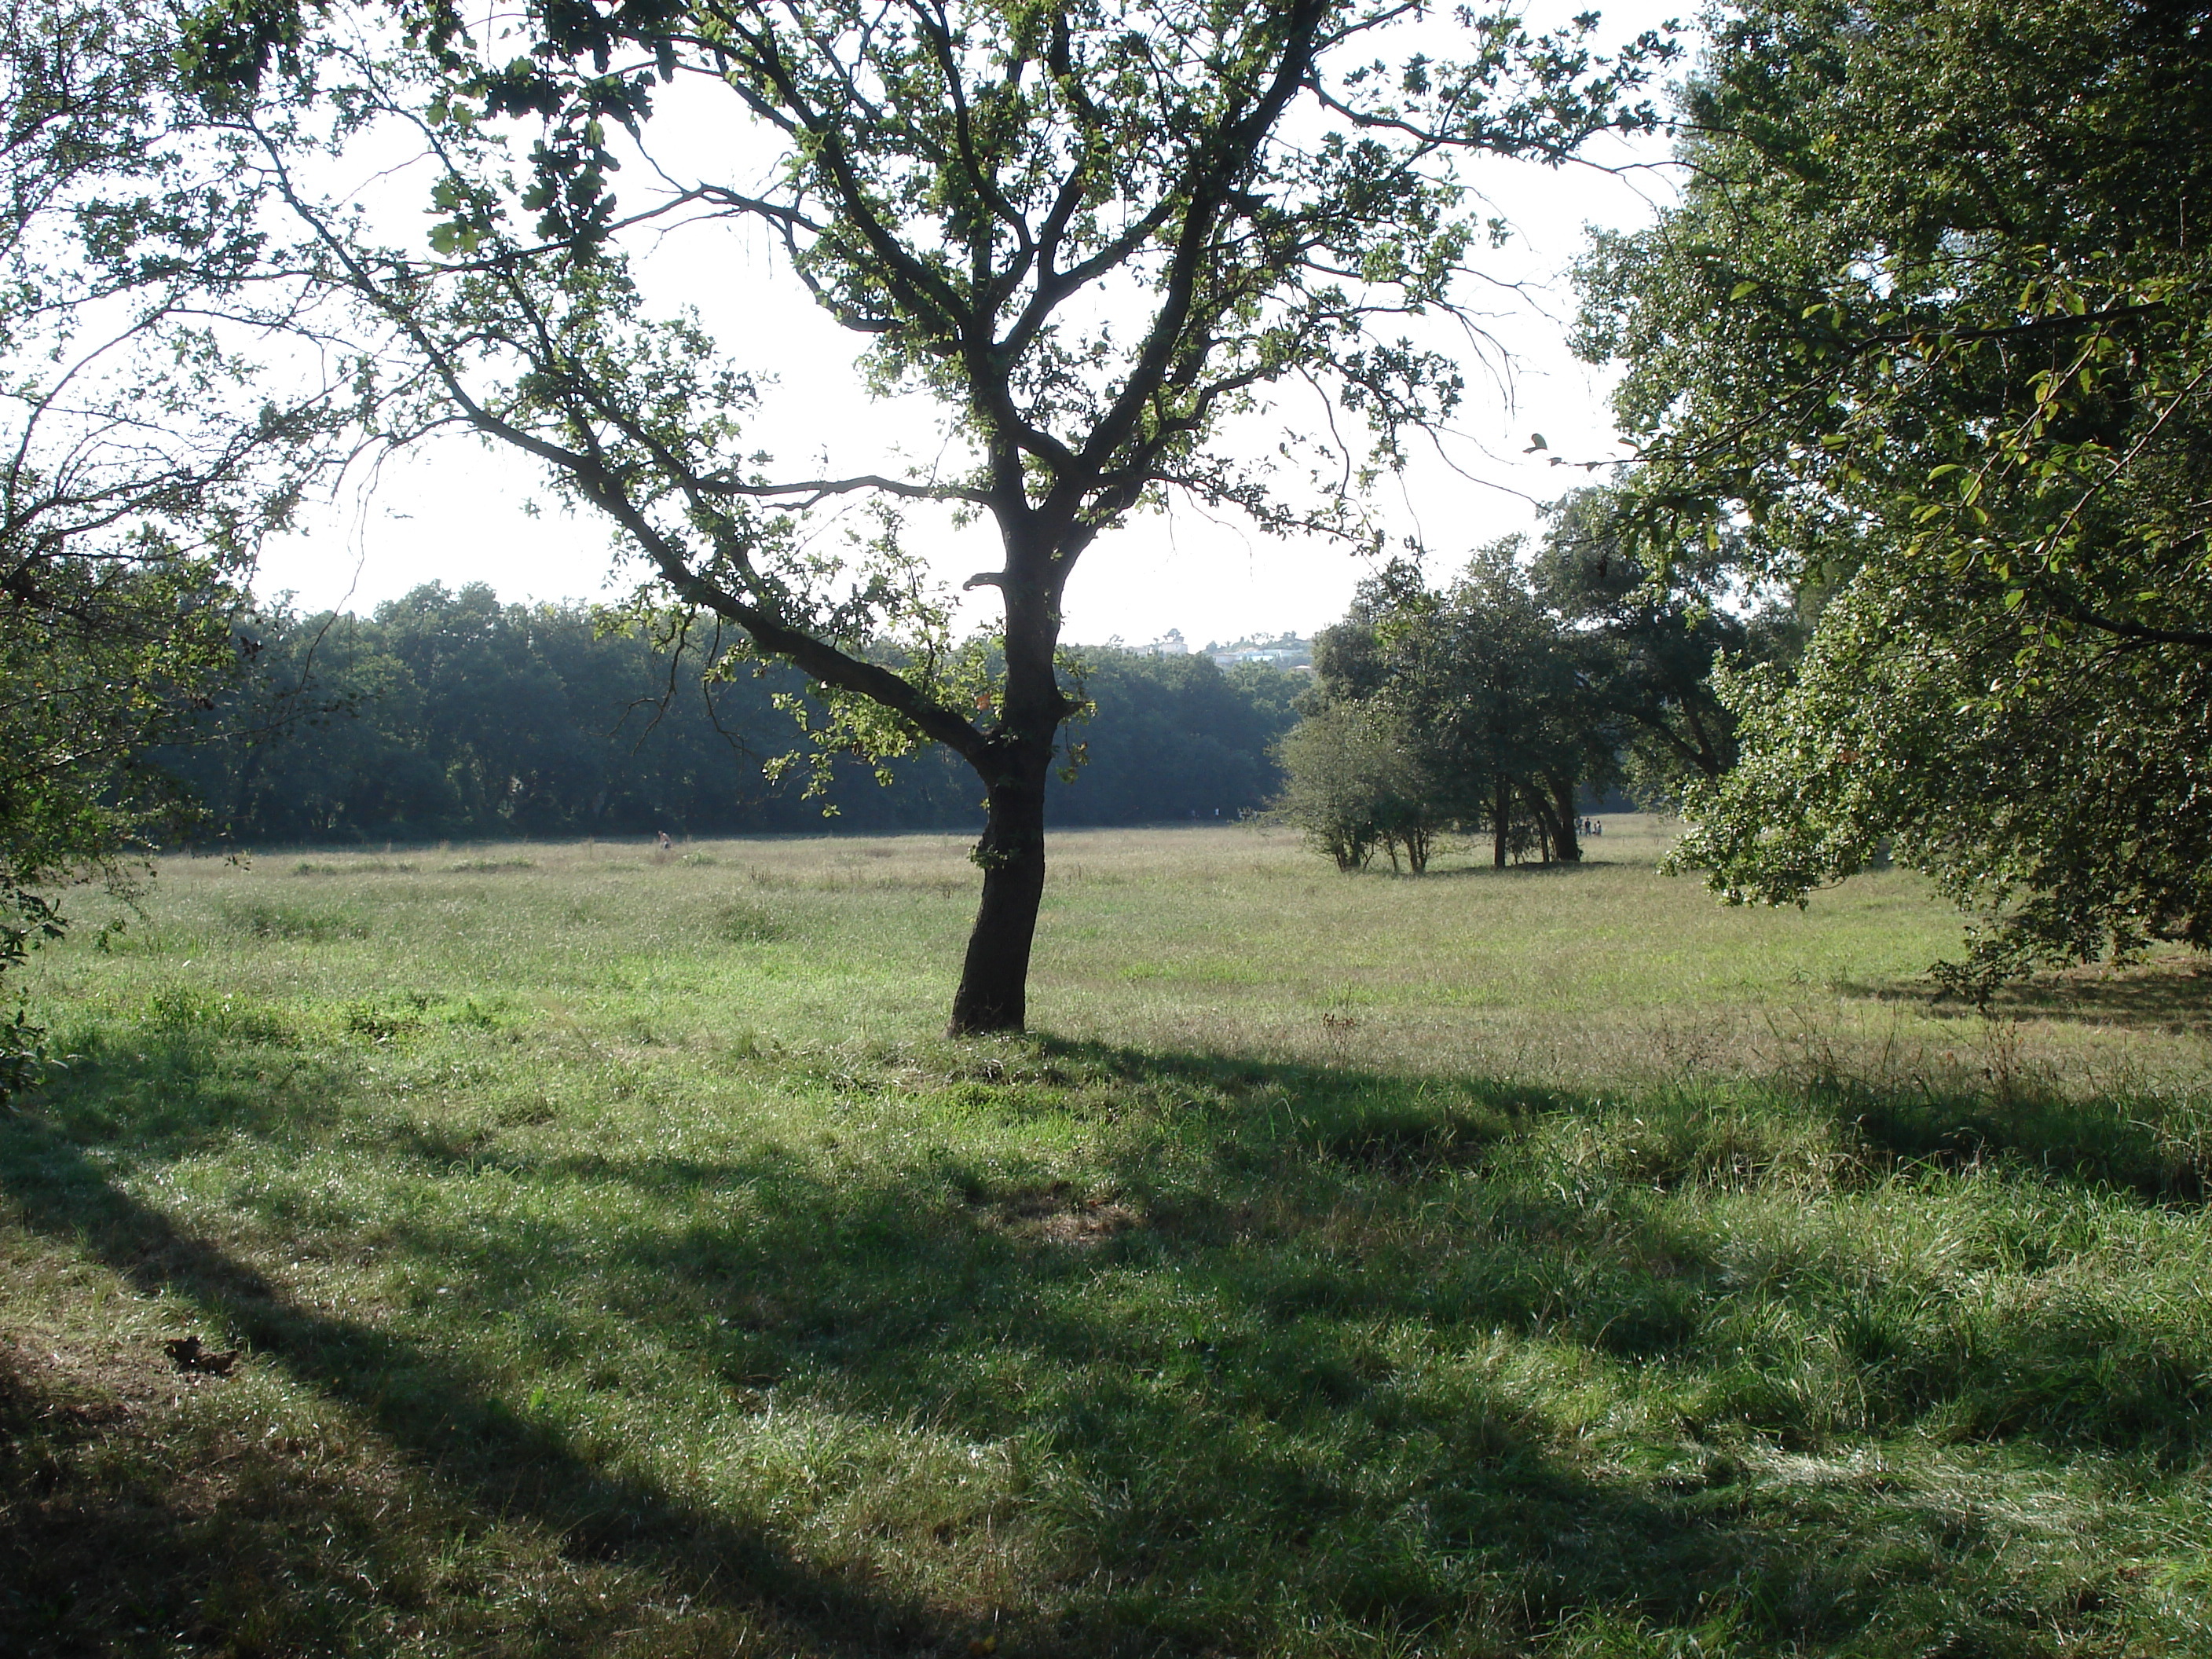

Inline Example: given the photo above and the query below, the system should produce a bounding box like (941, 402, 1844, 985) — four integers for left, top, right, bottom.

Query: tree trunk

(1549, 775, 1583, 863)
(1521, 781, 1561, 864)
(946, 533, 1071, 1036)
(1492, 775, 1511, 869)
(1525, 785, 1554, 864)
(1683, 700, 1724, 779)
(948, 752, 1052, 1034)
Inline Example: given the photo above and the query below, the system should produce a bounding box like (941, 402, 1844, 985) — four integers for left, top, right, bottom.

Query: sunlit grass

(5, 820, 2210, 1655)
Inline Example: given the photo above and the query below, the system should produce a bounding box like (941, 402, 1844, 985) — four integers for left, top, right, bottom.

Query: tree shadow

(1030, 1035, 2210, 1203)
(0, 1113, 947, 1658)
(0, 1340, 207, 1654)
(1983, 959, 2212, 1032)
(1405, 856, 1615, 881)
(1818, 1079, 2207, 1202)
(1843, 958, 2212, 1035)
(4, 1029, 2199, 1654)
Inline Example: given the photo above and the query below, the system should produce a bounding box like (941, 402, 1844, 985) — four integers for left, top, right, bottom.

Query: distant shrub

(1274, 705, 1446, 873)
(221, 898, 370, 942)
(711, 899, 786, 944)
(448, 858, 537, 873)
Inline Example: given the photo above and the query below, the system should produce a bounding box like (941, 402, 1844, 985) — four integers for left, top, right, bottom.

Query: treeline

(1278, 489, 1797, 871)
(164, 584, 1303, 844)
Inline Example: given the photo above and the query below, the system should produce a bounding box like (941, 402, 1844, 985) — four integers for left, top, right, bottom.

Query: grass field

(5, 819, 2211, 1657)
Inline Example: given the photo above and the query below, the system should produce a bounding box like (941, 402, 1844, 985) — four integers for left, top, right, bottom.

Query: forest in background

(161, 583, 1306, 844)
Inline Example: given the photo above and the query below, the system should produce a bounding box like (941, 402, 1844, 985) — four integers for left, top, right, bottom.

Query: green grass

(4, 821, 2210, 1656)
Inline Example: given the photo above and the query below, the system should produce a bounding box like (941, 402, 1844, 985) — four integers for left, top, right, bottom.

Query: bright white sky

(251, 2, 1691, 649)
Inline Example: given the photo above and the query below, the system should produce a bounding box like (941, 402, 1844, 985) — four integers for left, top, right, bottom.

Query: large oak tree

(220, 0, 1672, 1031)
(1575, 0, 2212, 988)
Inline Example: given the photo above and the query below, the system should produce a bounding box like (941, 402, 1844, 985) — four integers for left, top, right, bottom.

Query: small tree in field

(1276, 707, 1379, 872)
(1274, 703, 1443, 873)
(221, 0, 1672, 1031)
(1313, 544, 1594, 868)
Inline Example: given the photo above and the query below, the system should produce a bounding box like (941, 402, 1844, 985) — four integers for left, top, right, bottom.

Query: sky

(250, 2, 1691, 650)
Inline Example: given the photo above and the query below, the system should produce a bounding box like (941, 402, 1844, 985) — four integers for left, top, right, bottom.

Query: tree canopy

(166, 587, 1304, 843)
(1282, 489, 1772, 876)
(0, 0, 343, 1090)
(1575, 0, 2212, 987)
(204, 0, 1675, 1030)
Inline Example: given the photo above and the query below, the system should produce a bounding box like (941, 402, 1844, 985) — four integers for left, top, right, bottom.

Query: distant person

(657, 830, 672, 852)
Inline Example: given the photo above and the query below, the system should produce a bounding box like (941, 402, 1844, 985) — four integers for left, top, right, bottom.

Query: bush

(1273, 705, 1445, 873)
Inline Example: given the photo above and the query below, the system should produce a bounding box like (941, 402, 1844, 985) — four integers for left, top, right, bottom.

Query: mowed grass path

(4, 822, 2211, 1657)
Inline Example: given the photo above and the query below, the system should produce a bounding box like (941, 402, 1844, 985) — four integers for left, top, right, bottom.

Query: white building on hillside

(1207, 634, 1312, 670)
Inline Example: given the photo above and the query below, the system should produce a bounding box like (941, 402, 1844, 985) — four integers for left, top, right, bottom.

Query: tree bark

(1522, 784, 1555, 864)
(1548, 775, 1583, 863)
(946, 525, 1073, 1035)
(948, 749, 1052, 1034)
(1522, 778, 1566, 864)
(1492, 774, 1511, 869)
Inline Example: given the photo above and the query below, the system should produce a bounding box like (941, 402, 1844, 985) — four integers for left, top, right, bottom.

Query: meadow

(4, 819, 2210, 1657)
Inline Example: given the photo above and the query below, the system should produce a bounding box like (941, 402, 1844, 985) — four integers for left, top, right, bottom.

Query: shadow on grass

(0, 1109, 947, 1658)
(1825, 1081, 2207, 1201)
(1844, 958, 2212, 1035)
(1987, 961, 2212, 1032)
(27, 1027, 345, 1170)
(0, 1342, 202, 1649)
(376, 1033, 2210, 1465)
(5, 1030, 2206, 1654)
(1396, 856, 1624, 881)
(1036, 1035, 2211, 1203)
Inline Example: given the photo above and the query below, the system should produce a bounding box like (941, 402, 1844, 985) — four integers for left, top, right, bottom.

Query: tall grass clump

(220, 896, 370, 942)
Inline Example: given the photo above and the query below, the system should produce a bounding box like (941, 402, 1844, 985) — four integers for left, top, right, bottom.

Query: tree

(1274, 701, 1442, 873)
(1313, 544, 1590, 868)
(165, 590, 1305, 841)
(1573, 0, 2212, 985)
(0, 0, 341, 1090)
(1529, 486, 1792, 810)
(1430, 539, 1595, 866)
(1679, 577, 2212, 994)
(215, 0, 1674, 1031)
